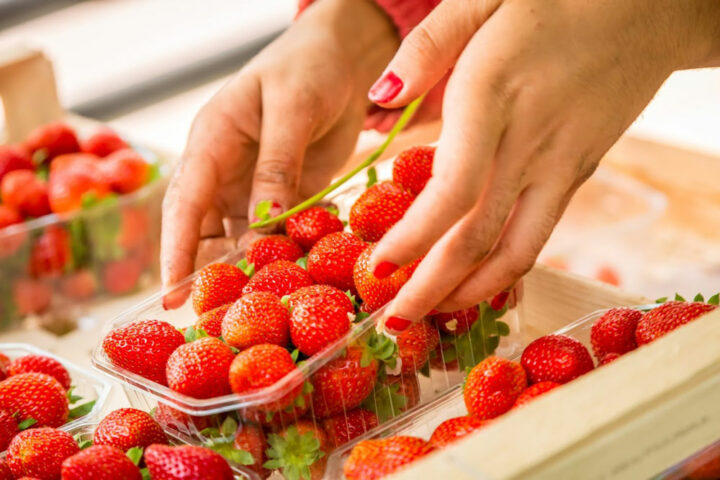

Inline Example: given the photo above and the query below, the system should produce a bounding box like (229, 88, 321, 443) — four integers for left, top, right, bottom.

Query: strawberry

(431, 306, 479, 335)
(464, 356, 527, 420)
(24, 122, 80, 162)
(245, 235, 303, 271)
(0, 459, 11, 480)
(80, 128, 128, 157)
(307, 231, 366, 295)
(595, 265, 621, 286)
(397, 319, 440, 375)
(7, 427, 79, 480)
(62, 445, 141, 480)
(288, 285, 353, 356)
(0, 373, 68, 427)
(0, 353, 9, 381)
(429, 416, 487, 449)
(166, 337, 235, 399)
(310, 346, 378, 418)
(1, 170, 51, 218)
(8, 355, 71, 390)
(521, 334, 594, 384)
(600, 352, 621, 365)
(145, 444, 234, 480)
(265, 421, 328, 480)
(353, 244, 420, 312)
(513, 381, 561, 408)
(195, 303, 231, 337)
(683, 443, 720, 480)
(29, 225, 71, 278)
(392, 145, 435, 195)
(101, 149, 150, 194)
(229, 344, 302, 412)
(0, 145, 33, 183)
(242, 259, 313, 298)
(118, 207, 149, 251)
(191, 263, 248, 315)
(343, 436, 433, 480)
(48, 153, 98, 174)
(364, 373, 421, 423)
(232, 422, 268, 478)
(0, 205, 26, 256)
(322, 408, 379, 448)
(0, 409, 18, 451)
(221, 292, 289, 350)
(12, 279, 52, 315)
(94, 408, 167, 452)
(48, 162, 110, 213)
(59, 269, 97, 300)
(102, 319, 185, 385)
(636, 301, 717, 346)
(153, 403, 213, 434)
(102, 257, 144, 294)
(286, 207, 344, 251)
(349, 181, 414, 242)
(590, 308, 642, 360)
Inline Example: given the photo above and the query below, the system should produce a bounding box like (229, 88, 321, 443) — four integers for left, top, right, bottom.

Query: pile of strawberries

(0, 351, 96, 455)
(101, 145, 516, 479)
(0, 122, 161, 323)
(343, 296, 718, 480)
(0, 407, 236, 480)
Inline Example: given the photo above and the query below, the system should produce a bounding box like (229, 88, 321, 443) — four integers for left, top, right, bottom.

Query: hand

(368, 0, 720, 322)
(161, 0, 398, 295)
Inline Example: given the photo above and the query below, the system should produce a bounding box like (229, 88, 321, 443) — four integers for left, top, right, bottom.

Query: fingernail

(428, 309, 440, 315)
(369, 71, 403, 103)
(373, 261, 398, 279)
(490, 291, 510, 311)
(385, 316, 411, 333)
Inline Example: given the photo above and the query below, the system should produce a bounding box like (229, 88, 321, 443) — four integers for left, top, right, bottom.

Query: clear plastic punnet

(91, 246, 524, 480)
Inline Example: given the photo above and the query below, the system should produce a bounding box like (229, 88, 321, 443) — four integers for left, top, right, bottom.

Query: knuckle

(404, 22, 444, 63)
(254, 157, 299, 187)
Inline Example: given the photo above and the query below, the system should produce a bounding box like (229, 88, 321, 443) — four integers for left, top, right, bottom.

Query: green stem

(249, 96, 425, 229)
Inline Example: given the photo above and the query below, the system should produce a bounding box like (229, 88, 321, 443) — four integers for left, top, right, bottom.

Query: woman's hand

(161, 0, 398, 294)
(369, 0, 720, 324)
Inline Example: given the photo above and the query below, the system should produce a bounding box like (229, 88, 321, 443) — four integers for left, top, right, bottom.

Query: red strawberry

(307, 231, 366, 295)
(0, 409, 18, 451)
(431, 306, 479, 335)
(166, 337, 234, 399)
(59, 269, 97, 300)
(191, 263, 248, 315)
(0, 373, 68, 427)
(48, 161, 110, 213)
(600, 352, 621, 365)
(429, 416, 487, 449)
(288, 285, 353, 356)
(24, 122, 80, 161)
(12, 279, 52, 315)
(521, 334, 594, 385)
(8, 355, 71, 390)
(265, 421, 329, 480)
(353, 244, 420, 312)
(310, 346, 378, 418)
(102, 257, 144, 294)
(145, 444, 234, 480)
(245, 235, 303, 271)
(322, 408, 379, 448)
(30, 225, 71, 278)
(118, 207, 149, 251)
(286, 207, 344, 251)
(229, 344, 302, 412)
(94, 408, 167, 452)
(383, 374, 421, 412)
(513, 381, 561, 408)
(80, 128, 128, 157)
(0, 205, 26, 256)
(101, 149, 150, 194)
(636, 301, 717, 346)
(349, 181, 414, 242)
(0, 459, 11, 480)
(344, 436, 433, 480)
(1, 170, 51, 218)
(0, 353, 9, 381)
(397, 319, 440, 375)
(153, 403, 213, 434)
(7, 427, 79, 479)
(683, 443, 720, 480)
(221, 292, 289, 350)
(62, 445, 141, 480)
(392, 145, 435, 195)
(195, 303, 231, 337)
(0, 145, 33, 183)
(232, 422, 268, 478)
(464, 356, 527, 420)
(48, 153, 98, 174)
(590, 308, 642, 360)
(242, 260, 313, 298)
(102, 319, 185, 385)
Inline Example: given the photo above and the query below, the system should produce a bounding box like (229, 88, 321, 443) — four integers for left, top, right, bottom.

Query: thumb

(368, 0, 501, 108)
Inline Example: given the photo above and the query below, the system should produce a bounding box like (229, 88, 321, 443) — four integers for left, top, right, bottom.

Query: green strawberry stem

(249, 95, 425, 229)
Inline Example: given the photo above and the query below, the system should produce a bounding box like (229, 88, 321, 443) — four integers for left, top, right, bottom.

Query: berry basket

(655, 439, 720, 480)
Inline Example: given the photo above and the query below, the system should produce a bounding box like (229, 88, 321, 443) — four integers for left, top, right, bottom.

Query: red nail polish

(385, 316, 411, 333)
(490, 291, 510, 311)
(369, 71, 403, 103)
(428, 309, 440, 315)
(373, 261, 398, 279)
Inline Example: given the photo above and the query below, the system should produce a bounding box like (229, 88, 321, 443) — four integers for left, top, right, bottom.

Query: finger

(368, 0, 501, 107)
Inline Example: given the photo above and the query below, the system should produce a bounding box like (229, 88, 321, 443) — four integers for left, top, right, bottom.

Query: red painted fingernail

(385, 316, 411, 333)
(369, 71, 403, 103)
(428, 309, 440, 315)
(490, 291, 510, 311)
(373, 261, 398, 279)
